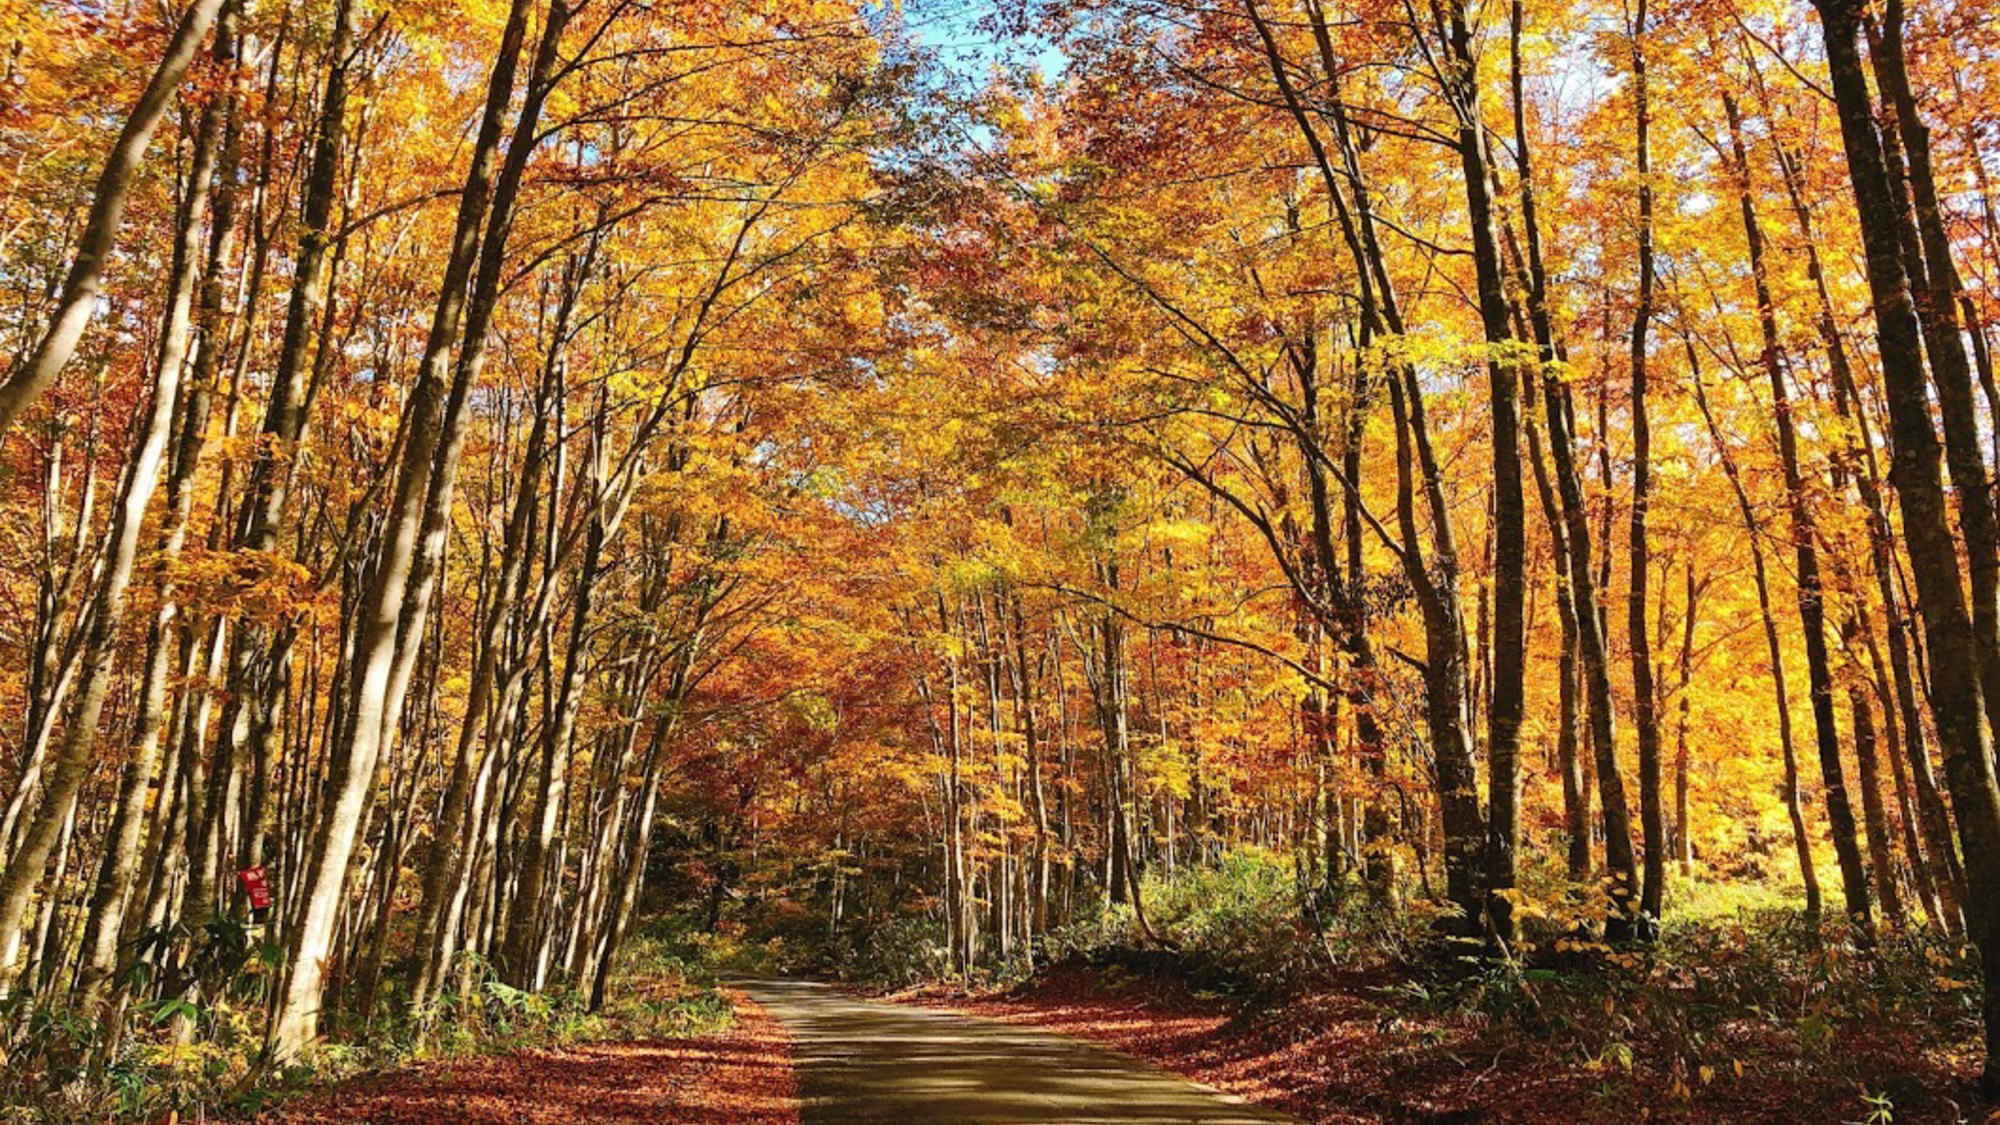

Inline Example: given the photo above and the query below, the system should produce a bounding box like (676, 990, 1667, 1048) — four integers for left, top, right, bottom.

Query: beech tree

(2, 0, 2000, 1106)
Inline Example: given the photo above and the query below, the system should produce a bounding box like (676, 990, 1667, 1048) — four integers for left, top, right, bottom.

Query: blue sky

(893, 0, 1067, 85)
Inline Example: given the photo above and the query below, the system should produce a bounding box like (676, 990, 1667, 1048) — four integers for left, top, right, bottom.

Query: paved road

(735, 979, 1292, 1124)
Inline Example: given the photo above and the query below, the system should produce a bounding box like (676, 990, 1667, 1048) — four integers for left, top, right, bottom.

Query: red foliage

(267, 991, 798, 1125)
(909, 968, 1973, 1124)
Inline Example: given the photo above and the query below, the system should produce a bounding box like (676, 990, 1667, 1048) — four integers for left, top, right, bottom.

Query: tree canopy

(3, 0, 2000, 1112)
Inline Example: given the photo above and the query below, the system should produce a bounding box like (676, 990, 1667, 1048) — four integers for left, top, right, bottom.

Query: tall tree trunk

(75, 4, 243, 1016)
(1509, 0, 1591, 883)
(1342, 360, 1396, 906)
(1722, 88, 1872, 937)
(1865, 624, 1945, 928)
(0, 0, 227, 434)
(1436, 0, 1525, 945)
(1689, 342, 1821, 921)
(1673, 564, 1697, 877)
(1624, 0, 1665, 931)
(1506, 0, 1633, 918)
(266, 0, 542, 1056)
(1385, 369, 1486, 930)
(1812, 0, 2000, 1091)
(0, 105, 208, 987)
(1865, 4, 2000, 750)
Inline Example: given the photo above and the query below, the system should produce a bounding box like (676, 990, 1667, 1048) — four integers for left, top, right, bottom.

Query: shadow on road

(738, 978, 1292, 1125)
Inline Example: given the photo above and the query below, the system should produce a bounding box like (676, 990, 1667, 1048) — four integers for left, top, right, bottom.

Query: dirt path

(737, 978, 1292, 1124)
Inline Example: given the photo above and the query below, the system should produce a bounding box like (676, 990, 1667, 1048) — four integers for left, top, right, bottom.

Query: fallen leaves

(266, 990, 799, 1124)
(905, 966, 1977, 1124)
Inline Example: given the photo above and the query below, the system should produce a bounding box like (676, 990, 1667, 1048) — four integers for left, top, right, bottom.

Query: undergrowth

(778, 844, 1984, 1116)
(1, 927, 738, 1122)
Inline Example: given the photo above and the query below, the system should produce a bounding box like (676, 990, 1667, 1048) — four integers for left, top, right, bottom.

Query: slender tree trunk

(1847, 672, 1905, 929)
(1721, 88, 1871, 937)
(1624, 0, 1665, 931)
(1385, 370, 1486, 929)
(1866, 625, 1945, 928)
(1505, 0, 1633, 921)
(1690, 344, 1821, 921)
(1435, 0, 1524, 944)
(0, 0, 227, 434)
(1342, 361, 1396, 906)
(238, 0, 358, 557)
(267, 0, 541, 1055)
(1508, 0, 1594, 884)
(1674, 564, 1697, 877)
(1812, 0, 2000, 1090)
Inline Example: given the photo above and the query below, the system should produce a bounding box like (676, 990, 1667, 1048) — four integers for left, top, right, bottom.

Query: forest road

(736, 978, 1293, 1124)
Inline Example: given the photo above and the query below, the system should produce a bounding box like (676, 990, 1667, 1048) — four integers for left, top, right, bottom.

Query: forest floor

(885, 965, 1986, 1124)
(256, 961, 1983, 1123)
(263, 986, 799, 1124)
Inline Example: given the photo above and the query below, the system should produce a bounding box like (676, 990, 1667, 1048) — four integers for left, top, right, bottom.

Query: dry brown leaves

(905, 967, 1977, 1124)
(266, 989, 798, 1125)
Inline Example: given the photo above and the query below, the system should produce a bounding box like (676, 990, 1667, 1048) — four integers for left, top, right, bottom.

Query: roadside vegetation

(710, 847, 1983, 1121)
(2, 931, 737, 1122)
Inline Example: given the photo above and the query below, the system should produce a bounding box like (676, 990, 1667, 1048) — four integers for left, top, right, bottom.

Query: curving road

(735, 979, 1292, 1125)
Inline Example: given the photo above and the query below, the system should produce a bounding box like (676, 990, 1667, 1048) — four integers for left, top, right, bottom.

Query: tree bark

(266, 0, 541, 1056)
(1624, 0, 1665, 931)
(0, 101, 208, 988)
(0, 0, 227, 434)
(1689, 341, 1821, 921)
(75, 4, 243, 1016)
(1812, 0, 2000, 1090)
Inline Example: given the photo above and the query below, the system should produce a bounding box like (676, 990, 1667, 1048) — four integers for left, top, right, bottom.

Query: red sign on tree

(237, 865, 272, 911)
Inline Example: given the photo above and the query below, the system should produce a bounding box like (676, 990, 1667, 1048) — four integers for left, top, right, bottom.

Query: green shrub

(1043, 848, 1435, 994)
(833, 914, 954, 988)
(1145, 850, 1307, 992)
